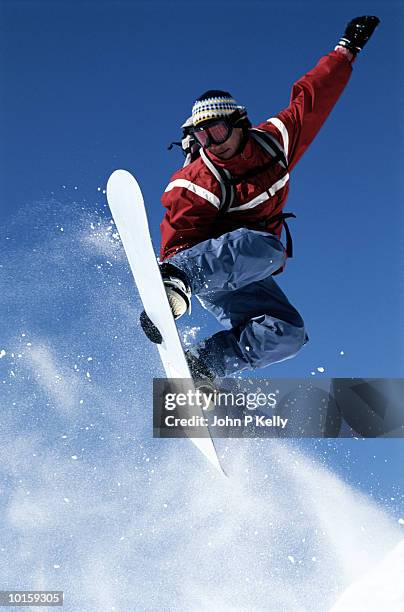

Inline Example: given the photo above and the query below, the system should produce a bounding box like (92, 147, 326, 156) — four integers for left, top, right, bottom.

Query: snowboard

(106, 169, 225, 475)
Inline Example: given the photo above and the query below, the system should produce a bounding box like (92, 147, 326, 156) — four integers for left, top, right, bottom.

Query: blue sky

(1, 2, 404, 609)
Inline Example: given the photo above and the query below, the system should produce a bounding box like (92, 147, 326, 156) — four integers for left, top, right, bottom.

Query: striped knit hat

(191, 90, 244, 126)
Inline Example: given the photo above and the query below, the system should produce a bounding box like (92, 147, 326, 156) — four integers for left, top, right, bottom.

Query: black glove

(338, 16, 380, 54)
(140, 311, 162, 344)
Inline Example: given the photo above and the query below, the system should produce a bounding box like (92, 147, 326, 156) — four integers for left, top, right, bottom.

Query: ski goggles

(191, 119, 233, 148)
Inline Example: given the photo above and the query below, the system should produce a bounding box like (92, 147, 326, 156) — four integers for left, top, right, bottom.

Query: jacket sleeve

(160, 170, 220, 260)
(258, 50, 353, 171)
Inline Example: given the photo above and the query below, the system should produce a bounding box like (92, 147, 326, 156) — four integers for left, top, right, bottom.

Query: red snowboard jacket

(160, 50, 353, 263)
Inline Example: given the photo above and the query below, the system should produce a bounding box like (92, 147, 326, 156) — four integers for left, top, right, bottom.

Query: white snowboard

(106, 169, 224, 474)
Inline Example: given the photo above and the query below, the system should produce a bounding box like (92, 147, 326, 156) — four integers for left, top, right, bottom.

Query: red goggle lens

(193, 121, 232, 147)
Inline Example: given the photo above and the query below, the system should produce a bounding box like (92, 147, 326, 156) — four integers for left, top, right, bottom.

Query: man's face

(208, 127, 243, 159)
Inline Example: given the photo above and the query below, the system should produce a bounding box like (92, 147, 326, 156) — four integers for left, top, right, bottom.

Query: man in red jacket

(141, 16, 380, 381)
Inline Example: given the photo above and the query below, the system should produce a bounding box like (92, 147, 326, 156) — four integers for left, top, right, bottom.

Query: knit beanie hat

(191, 90, 245, 126)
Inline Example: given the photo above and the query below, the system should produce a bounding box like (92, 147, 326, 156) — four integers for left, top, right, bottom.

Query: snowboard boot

(160, 262, 192, 320)
(185, 350, 216, 381)
(185, 350, 218, 407)
(139, 263, 191, 344)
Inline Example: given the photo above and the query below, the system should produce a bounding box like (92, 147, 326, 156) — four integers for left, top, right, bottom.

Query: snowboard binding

(140, 263, 192, 344)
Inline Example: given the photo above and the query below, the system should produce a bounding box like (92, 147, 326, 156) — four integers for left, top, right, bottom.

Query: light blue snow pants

(169, 228, 307, 377)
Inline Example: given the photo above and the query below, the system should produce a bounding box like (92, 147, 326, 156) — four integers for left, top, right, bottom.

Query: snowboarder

(141, 16, 380, 381)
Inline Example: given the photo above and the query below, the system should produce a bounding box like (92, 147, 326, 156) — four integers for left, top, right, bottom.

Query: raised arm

(258, 16, 380, 170)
